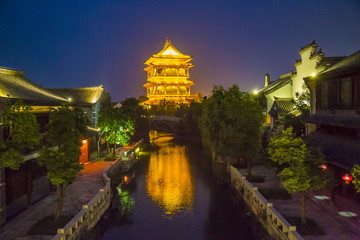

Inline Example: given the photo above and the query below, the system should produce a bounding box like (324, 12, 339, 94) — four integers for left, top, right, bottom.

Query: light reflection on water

(146, 131, 194, 217)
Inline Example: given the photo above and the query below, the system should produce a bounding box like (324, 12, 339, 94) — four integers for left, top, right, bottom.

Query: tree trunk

(247, 158, 252, 177)
(55, 183, 65, 221)
(26, 171, 32, 206)
(113, 144, 116, 157)
(0, 169, 6, 226)
(331, 187, 336, 204)
(273, 170, 280, 191)
(300, 191, 307, 225)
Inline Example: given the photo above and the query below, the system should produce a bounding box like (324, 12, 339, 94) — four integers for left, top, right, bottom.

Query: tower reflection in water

(146, 131, 194, 216)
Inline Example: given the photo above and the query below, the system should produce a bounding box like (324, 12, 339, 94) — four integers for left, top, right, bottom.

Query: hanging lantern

(342, 174, 352, 184)
(320, 165, 327, 170)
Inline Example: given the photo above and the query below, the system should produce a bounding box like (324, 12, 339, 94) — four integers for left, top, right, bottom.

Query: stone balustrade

(120, 139, 144, 171)
(229, 165, 304, 240)
(52, 160, 118, 240)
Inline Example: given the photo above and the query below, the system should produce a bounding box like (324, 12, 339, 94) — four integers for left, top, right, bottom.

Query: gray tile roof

(257, 76, 292, 95)
(318, 56, 346, 69)
(47, 86, 104, 105)
(0, 67, 68, 104)
(268, 97, 295, 116)
(321, 50, 360, 75)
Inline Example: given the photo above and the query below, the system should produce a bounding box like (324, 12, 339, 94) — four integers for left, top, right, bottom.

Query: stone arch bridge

(149, 115, 183, 135)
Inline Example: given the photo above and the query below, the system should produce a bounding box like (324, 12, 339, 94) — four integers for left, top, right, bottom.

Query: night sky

(1, 0, 359, 101)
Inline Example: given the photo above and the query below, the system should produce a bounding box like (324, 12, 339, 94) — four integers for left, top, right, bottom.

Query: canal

(99, 131, 266, 240)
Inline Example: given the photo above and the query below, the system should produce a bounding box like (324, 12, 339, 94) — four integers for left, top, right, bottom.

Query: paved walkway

(0, 158, 112, 240)
(239, 165, 360, 240)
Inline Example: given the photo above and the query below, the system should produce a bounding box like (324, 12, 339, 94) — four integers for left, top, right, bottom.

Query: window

(340, 77, 352, 108)
(317, 81, 328, 109)
(317, 76, 359, 110)
(328, 79, 339, 109)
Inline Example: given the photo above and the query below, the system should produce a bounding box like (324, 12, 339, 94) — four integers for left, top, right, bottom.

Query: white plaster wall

(292, 49, 325, 98)
(266, 83, 292, 113)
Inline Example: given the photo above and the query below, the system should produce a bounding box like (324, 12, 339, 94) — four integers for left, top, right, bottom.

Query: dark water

(101, 131, 264, 240)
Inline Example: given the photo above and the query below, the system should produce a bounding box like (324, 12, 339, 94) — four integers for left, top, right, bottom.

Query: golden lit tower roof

(144, 40, 193, 66)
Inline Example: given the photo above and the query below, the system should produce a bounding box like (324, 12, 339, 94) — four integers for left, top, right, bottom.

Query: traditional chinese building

(258, 41, 345, 129)
(0, 66, 105, 225)
(142, 40, 197, 106)
(304, 49, 360, 202)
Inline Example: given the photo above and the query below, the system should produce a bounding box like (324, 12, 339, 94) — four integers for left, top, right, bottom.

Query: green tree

(38, 105, 88, 220)
(183, 102, 203, 141)
(351, 164, 360, 192)
(200, 85, 264, 177)
(97, 106, 134, 157)
(281, 84, 310, 136)
(0, 100, 40, 169)
(268, 128, 327, 224)
(121, 97, 150, 143)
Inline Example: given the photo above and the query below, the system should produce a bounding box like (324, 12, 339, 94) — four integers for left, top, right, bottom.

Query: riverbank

(97, 131, 268, 240)
(0, 155, 113, 240)
(237, 164, 360, 240)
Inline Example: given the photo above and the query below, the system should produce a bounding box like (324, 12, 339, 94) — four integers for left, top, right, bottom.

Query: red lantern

(320, 165, 327, 170)
(342, 174, 352, 184)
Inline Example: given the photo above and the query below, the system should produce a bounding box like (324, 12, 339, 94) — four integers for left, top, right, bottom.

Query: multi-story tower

(143, 40, 197, 105)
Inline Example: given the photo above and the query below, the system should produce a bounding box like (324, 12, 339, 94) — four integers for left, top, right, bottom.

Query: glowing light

(68, 97, 72, 101)
(135, 147, 140, 153)
(314, 195, 330, 200)
(142, 40, 196, 106)
(342, 174, 352, 183)
(311, 73, 316, 77)
(320, 164, 327, 170)
(338, 211, 357, 217)
(124, 176, 129, 183)
(253, 89, 258, 94)
(162, 48, 179, 56)
(82, 140, 87, 144)
(146, 131, 194, 216)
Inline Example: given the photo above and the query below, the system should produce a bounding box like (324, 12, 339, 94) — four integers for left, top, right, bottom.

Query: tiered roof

(0, 67, 68, 104)
(144, 40, 193, 67)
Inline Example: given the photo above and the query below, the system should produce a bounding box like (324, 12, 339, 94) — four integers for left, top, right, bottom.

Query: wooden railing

(52, 159, 121, 240)
(229, 166, 304, 240)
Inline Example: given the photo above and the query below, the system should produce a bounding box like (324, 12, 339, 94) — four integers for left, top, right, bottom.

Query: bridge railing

(150, 115, 180, 122)
(229, 166, 304, 240)
(51, 159, 122, 240)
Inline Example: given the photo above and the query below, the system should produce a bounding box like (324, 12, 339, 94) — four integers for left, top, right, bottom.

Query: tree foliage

(97, 104, 134, 156)
(200, 85, 264, 176)
(268, 127, 328, 224)
(0, 100, 40, 169)
(183, 102, 203, 140)
(38, 105, 88, 220)
(351, 164, 360, 193)
(281, 84, 310, 136)
(121, 97, 149, 143)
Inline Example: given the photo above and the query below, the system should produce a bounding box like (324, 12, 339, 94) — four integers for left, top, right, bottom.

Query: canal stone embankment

(98, 131, 268, 240)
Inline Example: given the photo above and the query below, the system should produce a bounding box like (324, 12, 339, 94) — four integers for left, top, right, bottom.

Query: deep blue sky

(1, 0, 359, 101)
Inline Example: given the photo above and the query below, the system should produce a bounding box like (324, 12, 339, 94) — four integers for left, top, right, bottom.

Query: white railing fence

(229, 166, 304, 240)
(52, 159, 120, 240)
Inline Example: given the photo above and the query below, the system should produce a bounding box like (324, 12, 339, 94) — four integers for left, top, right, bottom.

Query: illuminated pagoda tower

(142, 40, 197, 106)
